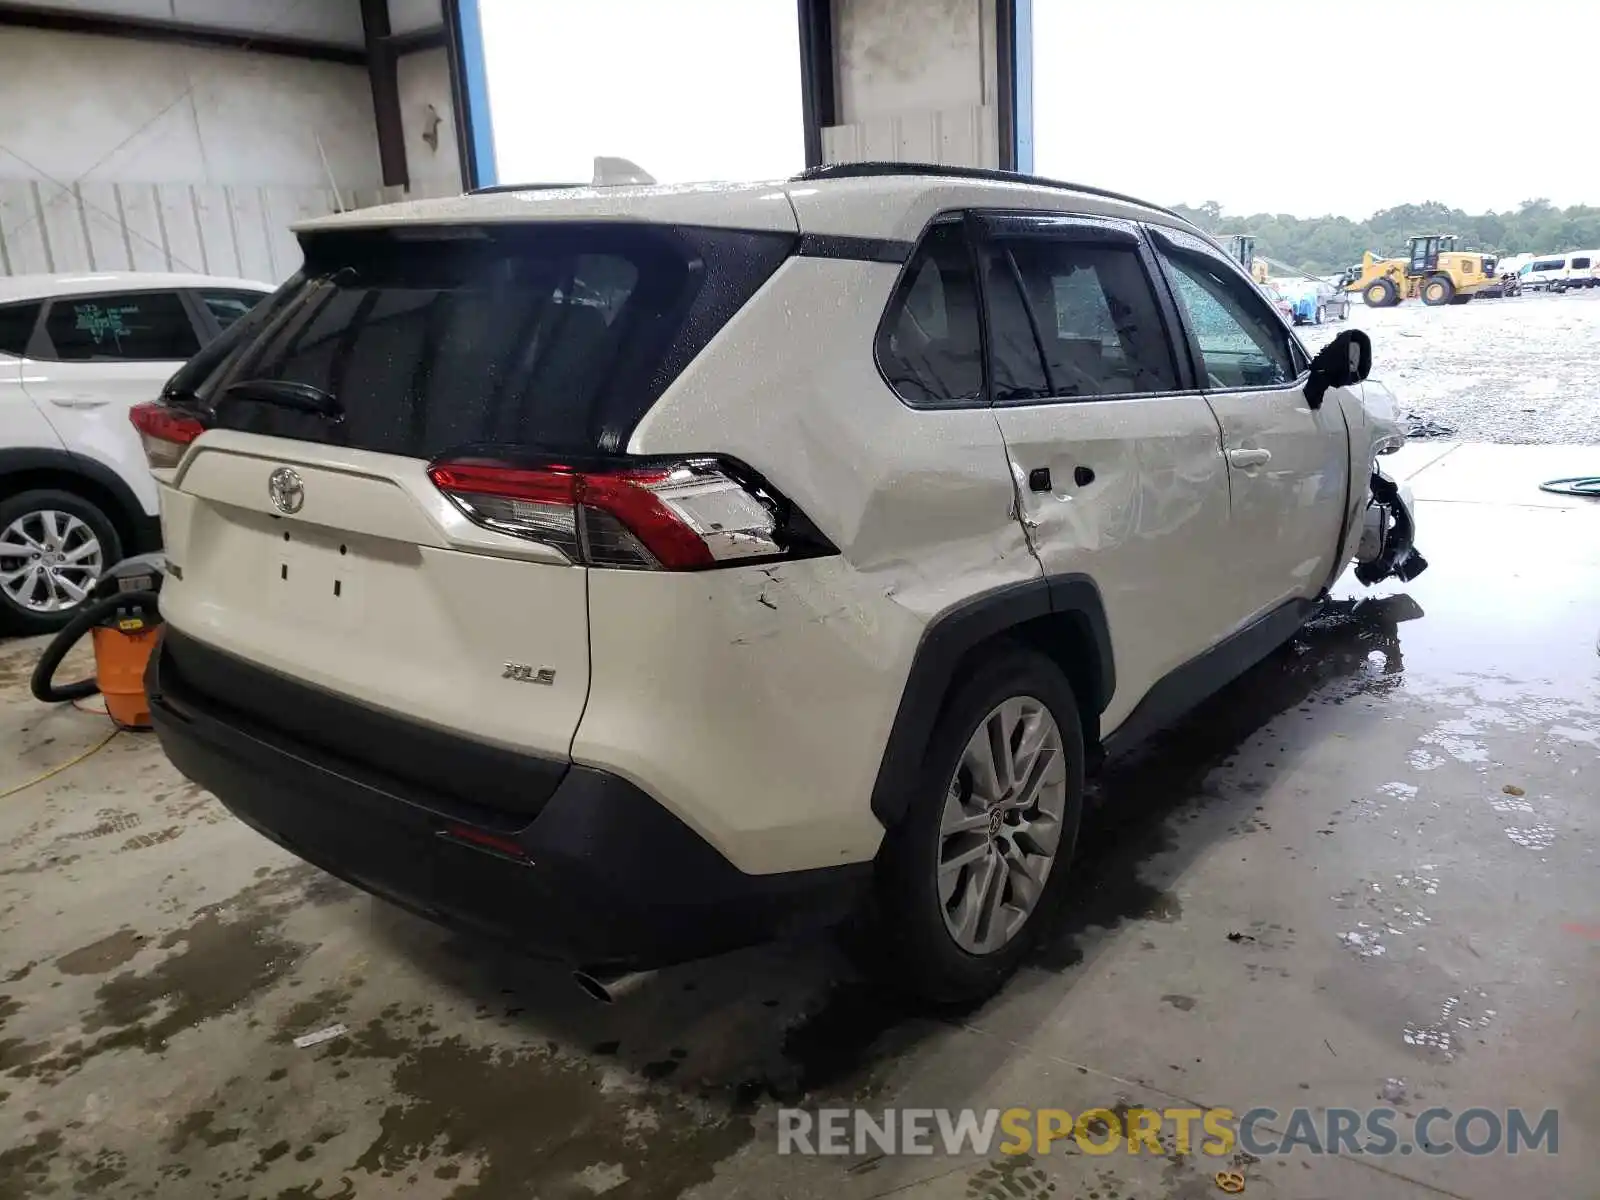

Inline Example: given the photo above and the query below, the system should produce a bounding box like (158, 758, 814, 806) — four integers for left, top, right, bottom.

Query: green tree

(1165, 198, 1600, 273)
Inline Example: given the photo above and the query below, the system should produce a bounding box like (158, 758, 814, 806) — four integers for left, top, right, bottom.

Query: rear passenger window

(0, 302, 40, 357)
(44, 291, 200, 362)
(877, 222, 983, 406)
(1573, 257, 1591, 270)
(995, 238, 1179, 398)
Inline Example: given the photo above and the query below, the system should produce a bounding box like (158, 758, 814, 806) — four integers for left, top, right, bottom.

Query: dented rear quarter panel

(616, 256, 1038, 874)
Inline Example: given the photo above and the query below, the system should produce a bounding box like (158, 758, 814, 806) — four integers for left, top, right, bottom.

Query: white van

(1519, 252, 1597, 292)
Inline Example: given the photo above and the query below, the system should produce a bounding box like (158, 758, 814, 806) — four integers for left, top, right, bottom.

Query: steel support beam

(994, 0, 1018, 171)
(387, 25, 447, 56)
(796, 0, 837, 169)
(360, 0, 408, 188)
(0, 2, 365, 64)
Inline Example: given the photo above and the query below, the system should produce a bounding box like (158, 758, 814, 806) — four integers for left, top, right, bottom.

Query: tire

(1422, 275, 1455, 306)
(1364, 278, 1398, 307)
(867, 645, 1086, 1004)
(0, 489, 122, 636)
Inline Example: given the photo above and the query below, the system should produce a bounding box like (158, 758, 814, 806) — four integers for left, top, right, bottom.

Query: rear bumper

(147, 634, 870, 971)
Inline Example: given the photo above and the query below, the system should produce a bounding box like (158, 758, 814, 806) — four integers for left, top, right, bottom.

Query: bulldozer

(1221, 233, 1270, 284)
(1340, 234, 1499, 307)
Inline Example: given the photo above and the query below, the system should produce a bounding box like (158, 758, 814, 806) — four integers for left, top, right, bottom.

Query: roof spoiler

(592, 157, 655, 186)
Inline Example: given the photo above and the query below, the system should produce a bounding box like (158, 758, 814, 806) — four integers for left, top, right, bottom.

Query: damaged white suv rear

(138, 164, 1423, 1004)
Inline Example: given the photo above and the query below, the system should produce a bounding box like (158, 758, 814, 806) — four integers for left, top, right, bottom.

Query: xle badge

(503, 662, 556, 686)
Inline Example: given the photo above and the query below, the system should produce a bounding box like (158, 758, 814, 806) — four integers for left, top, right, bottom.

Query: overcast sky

(1032, 0, 1597, 217)
(479, 0, 1593, 219)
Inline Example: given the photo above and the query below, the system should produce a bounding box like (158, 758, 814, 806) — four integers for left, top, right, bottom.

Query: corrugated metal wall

(0, 180, 458, 284)
(822, 105, 997, 168)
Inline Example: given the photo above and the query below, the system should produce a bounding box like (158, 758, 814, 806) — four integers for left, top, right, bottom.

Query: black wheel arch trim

(869, 573, 1114, 828)
(0, 446, 160, 554)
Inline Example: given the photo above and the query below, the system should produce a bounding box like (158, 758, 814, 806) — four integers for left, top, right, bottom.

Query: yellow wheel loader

(1340, 235, 1499, 308)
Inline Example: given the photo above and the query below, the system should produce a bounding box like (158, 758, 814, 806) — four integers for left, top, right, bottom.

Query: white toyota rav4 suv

(0, 272, 270, 632)
(139, 165, 1424, 1003)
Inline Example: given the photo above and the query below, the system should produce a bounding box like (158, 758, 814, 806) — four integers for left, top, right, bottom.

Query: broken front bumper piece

(1355, 469, 1428, 585)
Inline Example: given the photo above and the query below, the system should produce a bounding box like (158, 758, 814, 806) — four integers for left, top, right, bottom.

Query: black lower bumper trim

(147, 634, 870, 970)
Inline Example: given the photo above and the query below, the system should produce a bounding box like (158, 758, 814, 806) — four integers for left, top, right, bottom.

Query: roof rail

(792, 162, 1188, 222)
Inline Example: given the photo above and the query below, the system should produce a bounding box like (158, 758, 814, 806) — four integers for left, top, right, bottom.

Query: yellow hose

(0, 729, 120, 800)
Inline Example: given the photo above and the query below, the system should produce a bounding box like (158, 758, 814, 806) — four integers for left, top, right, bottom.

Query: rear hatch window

(178, 222, 793, 456)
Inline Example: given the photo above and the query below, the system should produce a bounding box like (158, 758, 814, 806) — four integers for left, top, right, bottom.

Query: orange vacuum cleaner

(30, 554, 166, 731)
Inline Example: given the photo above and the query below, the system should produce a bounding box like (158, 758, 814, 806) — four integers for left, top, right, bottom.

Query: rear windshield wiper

(219, 379, 343, 420)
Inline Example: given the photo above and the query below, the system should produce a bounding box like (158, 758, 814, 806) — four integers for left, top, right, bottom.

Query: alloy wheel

(0, 510, 104, 614)
(937, 696, 1068, 954)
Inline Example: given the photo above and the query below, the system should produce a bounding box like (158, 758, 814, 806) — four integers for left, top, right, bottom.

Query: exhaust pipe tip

(572, 968, 657, 1005)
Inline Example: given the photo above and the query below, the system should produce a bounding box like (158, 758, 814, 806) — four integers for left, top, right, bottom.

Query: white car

(139, 165, 1424, 1003)
(0, 272, 271, 632)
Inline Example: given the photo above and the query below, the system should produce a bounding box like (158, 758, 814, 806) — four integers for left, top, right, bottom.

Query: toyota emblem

(268, 466, 305, 515)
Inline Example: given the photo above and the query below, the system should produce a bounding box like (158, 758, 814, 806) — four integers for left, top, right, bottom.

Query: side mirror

(1304, 329, 1372, 410)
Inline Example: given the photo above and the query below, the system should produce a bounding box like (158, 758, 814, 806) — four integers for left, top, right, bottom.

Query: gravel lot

(1297, 287, 1600, 444)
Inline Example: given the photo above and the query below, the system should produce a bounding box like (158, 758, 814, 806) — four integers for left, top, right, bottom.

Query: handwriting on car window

(73, 303, 139, 349)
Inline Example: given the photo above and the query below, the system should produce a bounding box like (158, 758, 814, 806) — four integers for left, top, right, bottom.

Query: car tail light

(130, 402, 205, 469)
(427, 456, 831, 570)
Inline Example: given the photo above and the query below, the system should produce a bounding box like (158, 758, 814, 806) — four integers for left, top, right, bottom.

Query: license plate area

(267, 523, 366, 630)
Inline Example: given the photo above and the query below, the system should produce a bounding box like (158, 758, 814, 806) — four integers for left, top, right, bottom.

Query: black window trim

(1145, 223, 1312, 398)
(29, 287, 210, 364)
(871, 210, 990, 411)
(972, 210, 1200, 407)
(0, 299, 45, 359)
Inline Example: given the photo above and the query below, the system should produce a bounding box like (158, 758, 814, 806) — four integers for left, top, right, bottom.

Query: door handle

(49, 395, 108, 409)
(1228, 447, 1272, 468)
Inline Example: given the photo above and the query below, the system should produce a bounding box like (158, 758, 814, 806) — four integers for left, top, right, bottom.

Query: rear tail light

(427, 457, 832, 570)
(130, 402, 205, 470)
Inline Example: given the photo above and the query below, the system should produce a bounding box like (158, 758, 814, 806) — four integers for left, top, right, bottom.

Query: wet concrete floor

(2, 441, 1597, 1199)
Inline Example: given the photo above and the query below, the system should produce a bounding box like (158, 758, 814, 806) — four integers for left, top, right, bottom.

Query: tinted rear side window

(876, 221, 984, 406)
(44, 291, 200, 362)
(195, 224, 792, 457)
(0, 302, 40, 357)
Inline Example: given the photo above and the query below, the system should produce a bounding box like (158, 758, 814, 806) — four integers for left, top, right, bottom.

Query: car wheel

(0, 489, 122, 635)
(868, 646, 1085, 1004)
